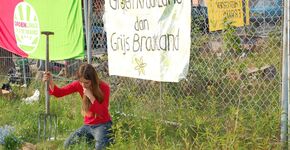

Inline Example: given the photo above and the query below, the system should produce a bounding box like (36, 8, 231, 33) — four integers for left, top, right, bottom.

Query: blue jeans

(64, 121, 113, 150)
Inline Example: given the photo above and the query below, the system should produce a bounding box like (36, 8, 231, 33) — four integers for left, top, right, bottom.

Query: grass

(0, 76, 282, 149)
(0, 21, 283, 149)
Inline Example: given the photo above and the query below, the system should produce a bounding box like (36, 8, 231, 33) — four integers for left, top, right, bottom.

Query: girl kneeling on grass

(43, 63, 113, 150)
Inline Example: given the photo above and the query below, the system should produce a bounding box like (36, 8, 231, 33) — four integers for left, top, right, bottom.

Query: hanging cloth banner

(0, 0, 84, 60)
(207, 0, 250, 31)
(104, 0, 191, 82)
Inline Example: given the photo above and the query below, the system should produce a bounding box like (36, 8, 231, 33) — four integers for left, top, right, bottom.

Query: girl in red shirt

(43, 63, 112, 150)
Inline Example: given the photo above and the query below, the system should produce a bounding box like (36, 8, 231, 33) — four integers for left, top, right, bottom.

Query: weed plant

(0, 16, 283, 150)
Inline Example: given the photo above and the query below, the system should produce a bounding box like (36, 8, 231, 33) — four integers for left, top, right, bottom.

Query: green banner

(15, 0, 84, 60)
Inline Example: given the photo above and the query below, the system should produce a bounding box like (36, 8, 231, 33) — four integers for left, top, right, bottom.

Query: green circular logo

(14, 2, 40, 54)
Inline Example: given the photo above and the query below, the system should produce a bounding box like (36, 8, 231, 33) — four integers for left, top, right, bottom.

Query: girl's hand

(42, 71, 55, 90)
(83, 88, 95, 103)
(42, 71, 52, 82)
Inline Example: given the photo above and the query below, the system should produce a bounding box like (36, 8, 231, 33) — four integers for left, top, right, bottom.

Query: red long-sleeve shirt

(49, 80, 111, 125)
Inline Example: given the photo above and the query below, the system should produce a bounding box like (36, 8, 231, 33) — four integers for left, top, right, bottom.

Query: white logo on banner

(104, 0, 191, 82)
(14, 2, 40, 54)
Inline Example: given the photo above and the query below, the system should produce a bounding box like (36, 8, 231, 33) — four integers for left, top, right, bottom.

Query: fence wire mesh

(0, 0, 283, 148)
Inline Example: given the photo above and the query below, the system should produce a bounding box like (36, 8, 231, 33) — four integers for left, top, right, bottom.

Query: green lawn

(0, 78, 282, 149)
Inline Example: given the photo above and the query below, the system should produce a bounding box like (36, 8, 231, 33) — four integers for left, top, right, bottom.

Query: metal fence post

(87, 0, 92, 64)
(22, 58, 27, 86)
(83, 0, 92, 64)
(287, 0, 290, 148)
(282, 0, 289, 148)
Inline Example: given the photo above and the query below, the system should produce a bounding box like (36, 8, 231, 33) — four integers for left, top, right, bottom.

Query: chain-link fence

(0, 0, 284, 148)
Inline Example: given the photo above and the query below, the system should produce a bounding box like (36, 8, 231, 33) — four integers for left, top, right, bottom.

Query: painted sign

(104, 0, 191, 82)
(207, 0, 250, 31)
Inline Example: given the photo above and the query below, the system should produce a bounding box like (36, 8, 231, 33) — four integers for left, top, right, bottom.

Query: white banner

(104, 0, 191, 82)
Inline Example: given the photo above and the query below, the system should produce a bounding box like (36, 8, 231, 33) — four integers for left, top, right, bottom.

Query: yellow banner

(207, 0, 249, 31)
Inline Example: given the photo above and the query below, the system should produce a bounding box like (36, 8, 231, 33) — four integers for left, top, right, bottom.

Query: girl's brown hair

(77, 63, 104, 116)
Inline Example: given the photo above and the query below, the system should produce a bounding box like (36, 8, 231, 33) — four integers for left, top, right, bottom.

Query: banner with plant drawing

(207, 0, 250, 31)
(0, 0, 84, 60)
(104, 0, 191, 82)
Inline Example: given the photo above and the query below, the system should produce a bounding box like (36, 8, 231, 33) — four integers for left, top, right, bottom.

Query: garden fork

(38, 31, 57, 141)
